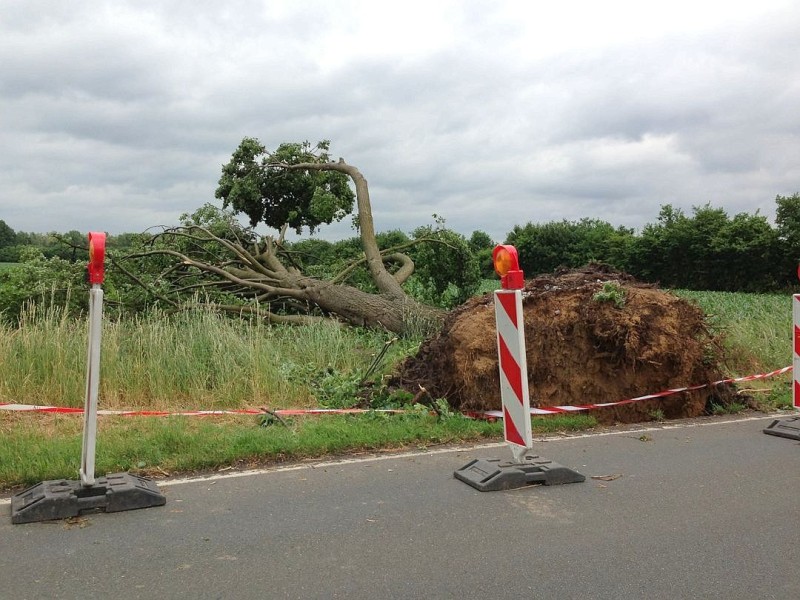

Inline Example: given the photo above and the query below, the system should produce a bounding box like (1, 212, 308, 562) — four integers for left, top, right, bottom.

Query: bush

(407, 221, 481, 308)
(0, 249, 87, 322)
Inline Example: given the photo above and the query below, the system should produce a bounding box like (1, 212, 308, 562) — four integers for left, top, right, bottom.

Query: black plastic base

(763, 416, 800, 441)
(11, 473, 166, 524)
(454, 455, 585, 491)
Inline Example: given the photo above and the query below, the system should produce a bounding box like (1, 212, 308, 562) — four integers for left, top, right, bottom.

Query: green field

(0, 262, 18, 271)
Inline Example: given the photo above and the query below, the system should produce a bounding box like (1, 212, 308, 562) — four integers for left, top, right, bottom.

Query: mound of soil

(394, 265, 735, 424)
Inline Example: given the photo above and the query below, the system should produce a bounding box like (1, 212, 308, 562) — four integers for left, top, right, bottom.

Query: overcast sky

(1, 1, 799, 242)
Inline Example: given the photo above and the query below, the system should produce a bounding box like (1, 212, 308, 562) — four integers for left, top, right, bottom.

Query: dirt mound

(394, 264, 735, 424)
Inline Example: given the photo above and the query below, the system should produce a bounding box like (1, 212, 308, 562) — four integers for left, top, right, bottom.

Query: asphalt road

(2, 414, 798, 599)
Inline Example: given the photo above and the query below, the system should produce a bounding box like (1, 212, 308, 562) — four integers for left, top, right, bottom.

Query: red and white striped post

(453, 244, 584, 489)
(492, 245, 533, 462)
(793, 292, 800, 411)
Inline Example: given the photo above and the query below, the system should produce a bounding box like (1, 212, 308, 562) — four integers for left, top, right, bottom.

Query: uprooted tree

(117, 138, 478, 335)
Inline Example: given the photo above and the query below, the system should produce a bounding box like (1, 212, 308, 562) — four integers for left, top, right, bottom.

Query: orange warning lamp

(87, 232, 106, 285)
(493, 244, 524, 290)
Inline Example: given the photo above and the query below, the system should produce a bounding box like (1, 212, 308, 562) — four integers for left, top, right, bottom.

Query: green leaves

(215, 137, 267, 226)
(215, 138, 355, 234)
(592, 282, 626, 309)
(505, 218, 632, 276)
(309, 186, 346, 223)
(0, 250, 86, 322)
(407, 220, 481, 309)
(628, 203, 781, 291)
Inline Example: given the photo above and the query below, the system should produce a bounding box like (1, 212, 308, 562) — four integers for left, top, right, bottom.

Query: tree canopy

(215, 138, 355, 234)
(0, 220, 15, 248)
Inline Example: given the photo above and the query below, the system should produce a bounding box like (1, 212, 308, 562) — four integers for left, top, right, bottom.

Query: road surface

(2, 414, 798, 599)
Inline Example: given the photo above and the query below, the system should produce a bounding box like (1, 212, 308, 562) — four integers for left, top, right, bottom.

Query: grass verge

(0, 412, 596, 491)
(1, 285, 792, 490)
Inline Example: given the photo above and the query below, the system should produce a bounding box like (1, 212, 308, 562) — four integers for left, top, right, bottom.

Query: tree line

(2, 193, 799, 302)
(505, 194, 800, 292)
(0, 226, 140, 263)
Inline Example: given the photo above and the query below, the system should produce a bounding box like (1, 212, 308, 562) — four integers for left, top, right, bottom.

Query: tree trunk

(282, 160, 407, 299)
(294, 274, 444, 334)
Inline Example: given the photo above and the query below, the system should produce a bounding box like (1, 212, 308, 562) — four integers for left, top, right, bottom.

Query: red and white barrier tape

(0, 405, 401, 417)
(0, 366, 792, 419)
(479, 365, 793, 418)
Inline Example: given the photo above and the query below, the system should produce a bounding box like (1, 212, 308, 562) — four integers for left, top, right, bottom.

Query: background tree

(505, 218, 632, 275)
(627, 203, 782, 290)
(707, 211, 779, 291)
(0, 220, 15, 248)
(775, 193, 800, 285)
(406, 219, 480, 308)
(468, 230, 496, 278)
(0, 220, 17, 262)
(627, 205, 694, 286)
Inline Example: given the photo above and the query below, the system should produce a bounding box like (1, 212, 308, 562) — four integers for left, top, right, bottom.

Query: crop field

(672, 289, 790, 376)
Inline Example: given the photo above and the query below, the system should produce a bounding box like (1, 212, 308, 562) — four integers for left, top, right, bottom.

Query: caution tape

(479, 365, 793, 418)
(0, 404, 402, 417)
(0, 366, 792, 419)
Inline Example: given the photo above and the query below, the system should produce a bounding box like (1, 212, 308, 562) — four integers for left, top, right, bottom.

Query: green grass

(0, 412, 501, 490)
(0, 305, 418, 410)
(671, 290, 790, 375)
(672, 289, 794, 411)
(0, 262, 17, 272)
(0, 410, 598, 491)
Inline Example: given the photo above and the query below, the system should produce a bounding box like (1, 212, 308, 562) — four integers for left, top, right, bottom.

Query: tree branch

(110, 253, 180, 308)
(270, 159, 406, 299)
(123, 248, 307, 300)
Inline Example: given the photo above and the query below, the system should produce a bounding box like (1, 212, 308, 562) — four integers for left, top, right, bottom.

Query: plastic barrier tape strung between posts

(0, 366, 791, 419)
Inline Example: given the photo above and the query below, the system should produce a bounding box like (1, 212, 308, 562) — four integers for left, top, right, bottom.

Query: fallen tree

(117, 139, 478, 335)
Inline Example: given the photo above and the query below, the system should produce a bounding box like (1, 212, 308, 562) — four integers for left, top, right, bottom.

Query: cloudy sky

(1, 1, 799, 242)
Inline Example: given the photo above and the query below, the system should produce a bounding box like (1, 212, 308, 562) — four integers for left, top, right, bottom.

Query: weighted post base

(763, 416, 800, 441)
(454, 455, 585, 492)
(11, 473, 166, 524)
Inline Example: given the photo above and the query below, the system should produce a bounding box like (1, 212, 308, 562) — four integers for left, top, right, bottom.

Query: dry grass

(0, 305, 414, 411)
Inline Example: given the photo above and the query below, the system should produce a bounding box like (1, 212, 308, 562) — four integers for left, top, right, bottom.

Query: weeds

(673, 290, 788, 375)
(593, 282, 626, 308)
(709, 402, 747, 415)
(673, 289, 792, 411)
(765, 382, 794, 410)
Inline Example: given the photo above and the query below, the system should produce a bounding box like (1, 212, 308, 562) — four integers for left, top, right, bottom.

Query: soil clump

(394, 264, 735, 424)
